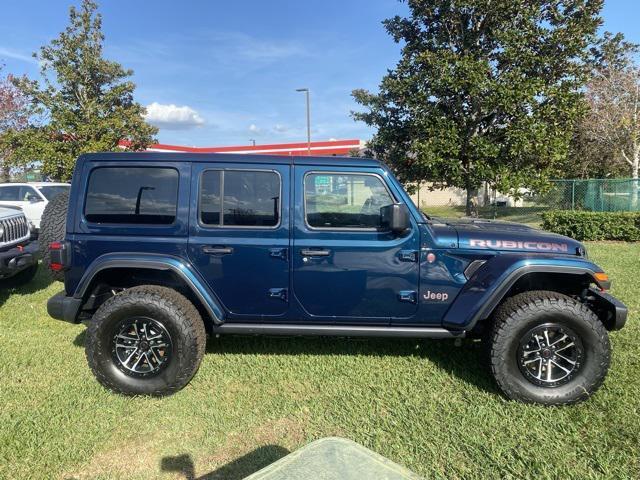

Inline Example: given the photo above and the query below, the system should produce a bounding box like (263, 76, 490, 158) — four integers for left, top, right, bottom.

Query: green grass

(425, 205, 548, 227)
(1, 243, 639, 479)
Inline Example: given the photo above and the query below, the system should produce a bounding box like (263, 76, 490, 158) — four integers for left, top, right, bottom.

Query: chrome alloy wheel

(517, 323, 584, 387)
(111, 317, 173, 377)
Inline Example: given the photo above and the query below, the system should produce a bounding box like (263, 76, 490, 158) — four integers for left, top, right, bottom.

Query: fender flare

(443, 263, 605, 331)
(73, 253, 225, 324)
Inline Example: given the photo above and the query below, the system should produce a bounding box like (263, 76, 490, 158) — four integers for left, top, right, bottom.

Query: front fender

(442, 254, 606, 330)
(74, 253, 225, 324)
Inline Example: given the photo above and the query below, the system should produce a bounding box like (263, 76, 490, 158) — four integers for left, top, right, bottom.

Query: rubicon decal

(469, 239, 568, 252)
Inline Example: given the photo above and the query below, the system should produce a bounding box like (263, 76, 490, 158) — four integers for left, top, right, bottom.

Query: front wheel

(85, 285, 206, 396)
(488, 291, 610, 405)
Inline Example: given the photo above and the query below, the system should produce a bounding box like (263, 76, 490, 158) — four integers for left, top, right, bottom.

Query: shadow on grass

(0, 261, 55, 307)
(206, 335, 499, 395)
(161, 445, 289, 480)
(71, 328, 499, 395)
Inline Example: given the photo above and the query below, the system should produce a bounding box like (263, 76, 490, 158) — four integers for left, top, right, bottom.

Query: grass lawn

(0, 243, 638, 479)
(425, 205, 548, 227)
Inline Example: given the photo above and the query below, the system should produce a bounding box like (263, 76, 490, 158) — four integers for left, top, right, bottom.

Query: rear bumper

(47, 291, 82, 323)
(589, 288, 628, 331)
(0, 240, 38, 277)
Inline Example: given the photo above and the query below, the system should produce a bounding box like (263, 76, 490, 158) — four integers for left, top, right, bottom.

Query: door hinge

(398, 290, 417, 304)
(269, 248, 288, 261)
(268, 288, 288, 301)
(399, 250, 418, 262)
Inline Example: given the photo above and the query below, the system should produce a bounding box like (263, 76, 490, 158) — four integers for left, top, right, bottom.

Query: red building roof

(118, 139, 363, 156)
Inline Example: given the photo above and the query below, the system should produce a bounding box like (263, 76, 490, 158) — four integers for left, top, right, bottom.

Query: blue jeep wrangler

(45, 152, 627, 404)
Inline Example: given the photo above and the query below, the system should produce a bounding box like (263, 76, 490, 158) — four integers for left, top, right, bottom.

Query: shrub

(541, 210, 640, 241)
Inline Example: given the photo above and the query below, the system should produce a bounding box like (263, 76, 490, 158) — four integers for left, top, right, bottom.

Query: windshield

(37, 185, 70, 200)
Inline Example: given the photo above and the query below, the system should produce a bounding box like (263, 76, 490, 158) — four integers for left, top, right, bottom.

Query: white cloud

(274, 124, 288, 133)
(0, 47, 38, 65)
(248, 124, 262, 134)
(144, 102, 205, 130)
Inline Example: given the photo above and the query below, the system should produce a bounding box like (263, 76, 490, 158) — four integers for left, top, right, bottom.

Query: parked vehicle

(0, 207, 38, 286)
(0, 182, 70, 230)
(45, 153, 627, 404)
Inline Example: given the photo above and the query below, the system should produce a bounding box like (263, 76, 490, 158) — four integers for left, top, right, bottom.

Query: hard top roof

(78, 151, 381, 168)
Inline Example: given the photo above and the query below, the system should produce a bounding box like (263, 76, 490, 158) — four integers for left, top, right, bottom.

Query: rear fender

(443, 254, 607, 331)
(73, 253, 225, 324)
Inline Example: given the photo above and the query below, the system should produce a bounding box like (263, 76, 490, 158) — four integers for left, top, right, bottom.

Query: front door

(292, 167, 420, 323)
(188, 163, 290, 320)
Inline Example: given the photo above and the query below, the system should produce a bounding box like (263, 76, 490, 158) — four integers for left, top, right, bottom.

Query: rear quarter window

(84, 167, 179, 224)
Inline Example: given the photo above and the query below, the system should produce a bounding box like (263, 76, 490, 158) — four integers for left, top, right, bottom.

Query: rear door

(188, 163, 290, 320)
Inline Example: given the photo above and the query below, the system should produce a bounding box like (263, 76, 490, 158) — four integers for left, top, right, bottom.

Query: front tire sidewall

(492, 296, 610, 405)
(87, 298, 198, 396)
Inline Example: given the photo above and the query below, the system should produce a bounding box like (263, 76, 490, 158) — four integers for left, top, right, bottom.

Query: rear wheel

(488, 291, 610, 405)
(39, 191, 69, 281)
(85, 285, 206, 396)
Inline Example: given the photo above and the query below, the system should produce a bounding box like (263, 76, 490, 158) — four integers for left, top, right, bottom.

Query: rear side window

(84, 167, 179, 224)
(200, 170, 280, 227)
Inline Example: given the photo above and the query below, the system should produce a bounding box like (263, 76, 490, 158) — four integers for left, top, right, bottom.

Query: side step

(212, 323, 465, 339)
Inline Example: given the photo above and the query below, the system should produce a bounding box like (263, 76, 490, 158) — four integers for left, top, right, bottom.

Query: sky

(0, 0, 639, 148)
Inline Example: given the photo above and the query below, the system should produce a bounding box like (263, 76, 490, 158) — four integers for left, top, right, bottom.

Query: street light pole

(249, 139, 256, 146)
(296, 88, 311, 155)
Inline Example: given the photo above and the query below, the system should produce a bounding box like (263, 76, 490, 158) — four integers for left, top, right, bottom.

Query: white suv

(0, 182, 70, 230)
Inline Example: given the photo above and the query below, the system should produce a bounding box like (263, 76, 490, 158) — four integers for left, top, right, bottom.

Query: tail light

(49, 241, 69, 272)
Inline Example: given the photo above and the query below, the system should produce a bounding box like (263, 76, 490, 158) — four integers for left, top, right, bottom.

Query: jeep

(45, 153, 627, 405)
(0, 207, 38, 285)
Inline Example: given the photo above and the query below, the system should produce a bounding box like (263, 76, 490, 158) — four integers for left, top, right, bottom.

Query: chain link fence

(408, 179, 640, 226)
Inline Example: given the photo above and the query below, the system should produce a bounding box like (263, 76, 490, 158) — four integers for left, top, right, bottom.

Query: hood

(430, 217, 585, 256)
(0, 205, 24, 217)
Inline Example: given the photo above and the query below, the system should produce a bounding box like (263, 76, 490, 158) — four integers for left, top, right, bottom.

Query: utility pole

(296, 88, 311, 155)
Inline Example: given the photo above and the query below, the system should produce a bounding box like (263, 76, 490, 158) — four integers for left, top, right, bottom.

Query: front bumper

(0, 240, 39, 278)
(589, 288, 628, 331)
(47, 291, 82, 323)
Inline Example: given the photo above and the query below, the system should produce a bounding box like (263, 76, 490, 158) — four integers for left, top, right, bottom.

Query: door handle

(202, 246, 234, 255)
(300, 248, 331, 257)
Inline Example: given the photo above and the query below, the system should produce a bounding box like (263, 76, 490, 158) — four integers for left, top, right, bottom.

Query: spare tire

(39, 191, 69, 282)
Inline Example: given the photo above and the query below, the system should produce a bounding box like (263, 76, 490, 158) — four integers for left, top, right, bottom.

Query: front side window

(0, 186, 20, 201)
(84, 167, 179, 224)
(200, 170, 280, 227)
(305, 173, 394, 229)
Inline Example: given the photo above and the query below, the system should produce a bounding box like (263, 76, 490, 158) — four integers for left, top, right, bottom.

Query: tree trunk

(631, 147, 639, 210)
(465, 185, 479, 217)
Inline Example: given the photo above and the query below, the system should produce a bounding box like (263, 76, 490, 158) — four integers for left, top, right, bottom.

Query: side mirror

(28, 196, 43, 204)
(380, 203, 410, 234)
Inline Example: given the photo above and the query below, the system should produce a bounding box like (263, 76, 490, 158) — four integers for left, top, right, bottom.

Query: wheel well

(504, 272, 592, 299)
(471, 272, 597, 336)
(79, 267, 215, 332)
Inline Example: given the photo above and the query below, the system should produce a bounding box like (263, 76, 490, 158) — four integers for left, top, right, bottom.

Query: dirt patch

(63, 436, 161, 479)
(63, 416, 307, 480)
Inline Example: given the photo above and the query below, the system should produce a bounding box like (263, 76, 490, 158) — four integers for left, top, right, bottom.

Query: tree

(563, 32, 638, 179)
(8, 0, 157, 181)
(0, 66, 30, 181)
(582, 66, 640, 204)
(353, 0, 603, 215)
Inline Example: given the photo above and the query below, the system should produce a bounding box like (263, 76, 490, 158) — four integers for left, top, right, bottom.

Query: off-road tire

(39, 191, 69, 282)
(85, 285, 206, 396)
(0, 263, 38, 287)
(488, 290, 610, 405)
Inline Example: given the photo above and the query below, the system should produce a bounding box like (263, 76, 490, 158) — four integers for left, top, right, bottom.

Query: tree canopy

(7, 0, 157, 181)
(353, 0, 604, 214)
